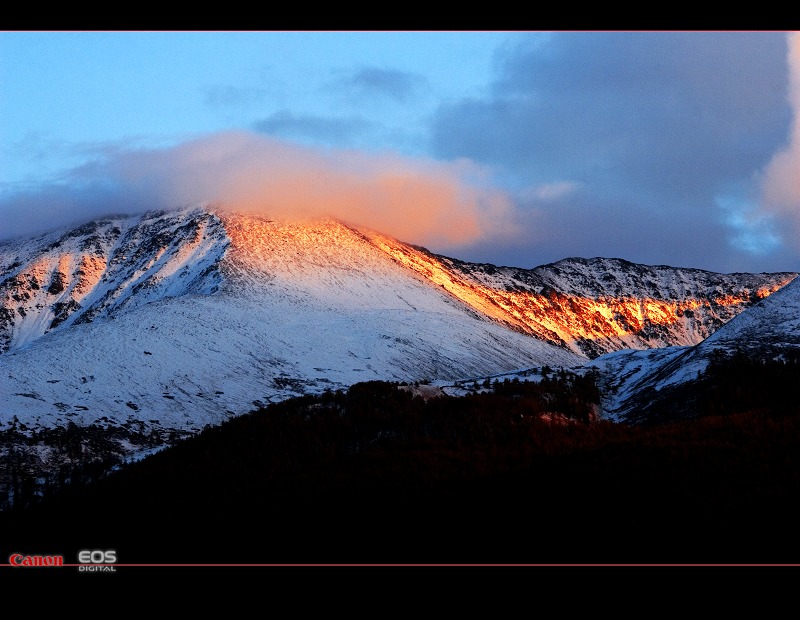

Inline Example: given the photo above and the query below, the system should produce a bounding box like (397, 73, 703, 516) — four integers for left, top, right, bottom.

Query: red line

(3, 563, 800, 568)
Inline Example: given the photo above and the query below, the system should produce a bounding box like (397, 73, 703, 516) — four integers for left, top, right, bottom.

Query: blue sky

(1, 31, 798, 273)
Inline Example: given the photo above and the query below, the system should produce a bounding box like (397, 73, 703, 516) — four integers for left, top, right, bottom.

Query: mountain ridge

(1, 206, 577, 433)
(1, 204, 795, 435)
(359, 228, 795, 357)
(591, 274, 800, 423)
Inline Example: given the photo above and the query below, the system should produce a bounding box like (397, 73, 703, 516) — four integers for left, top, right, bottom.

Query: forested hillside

(3, 361, 800, 565)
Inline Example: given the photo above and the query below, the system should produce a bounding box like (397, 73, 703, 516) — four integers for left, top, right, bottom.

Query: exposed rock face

(361, 231, 796, 358)
(0, 209, 227, 354)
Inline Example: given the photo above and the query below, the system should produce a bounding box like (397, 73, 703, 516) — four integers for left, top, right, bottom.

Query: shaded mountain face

(588, 275, 800, 424)
(0, 205, 795, 435)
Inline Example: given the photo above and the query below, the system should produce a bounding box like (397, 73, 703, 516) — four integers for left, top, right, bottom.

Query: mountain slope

(0, 209, 227, 354)
(590, 274, 800, 423)
(1, 204, 795, 435)
(0, 207, 580, 433)
(361, 231, 795, 358)
(4, 208, 793, 361)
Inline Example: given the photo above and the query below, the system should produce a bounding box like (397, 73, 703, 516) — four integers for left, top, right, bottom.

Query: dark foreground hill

(3, 361, 800, 567)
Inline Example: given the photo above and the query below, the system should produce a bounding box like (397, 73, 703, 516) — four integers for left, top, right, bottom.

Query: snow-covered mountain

(589, 274, 800, 423)
(0, 206, 579, 433)
(1, 204, 795, 435)
(363, 234, 795, 358)
(0, 209, 228, 354)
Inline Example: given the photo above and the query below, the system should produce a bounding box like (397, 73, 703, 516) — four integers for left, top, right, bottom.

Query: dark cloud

(436, 32, 789, 197)
(332, 67, 426, 103)
(1, 136, 179, 240)
(0, 181, 154, 241)
(252, 110, 371, 144)
(454, 187, 795, 274)
(430, 32, 796, 272)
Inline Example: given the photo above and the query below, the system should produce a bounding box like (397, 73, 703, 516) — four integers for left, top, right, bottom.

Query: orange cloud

(109, 131, 518, 250)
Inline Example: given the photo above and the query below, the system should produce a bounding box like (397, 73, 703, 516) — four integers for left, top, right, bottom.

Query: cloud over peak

(0, 131, 518, 252)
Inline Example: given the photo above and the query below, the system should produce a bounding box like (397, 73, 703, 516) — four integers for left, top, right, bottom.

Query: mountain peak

(1, 206, 580, 433)
(1, 204, 796, 435)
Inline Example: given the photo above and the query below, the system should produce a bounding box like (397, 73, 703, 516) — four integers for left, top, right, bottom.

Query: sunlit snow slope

(361, 230, 795, 358)
(2, 205, 795, 433)
(0, 206, 580, 432)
